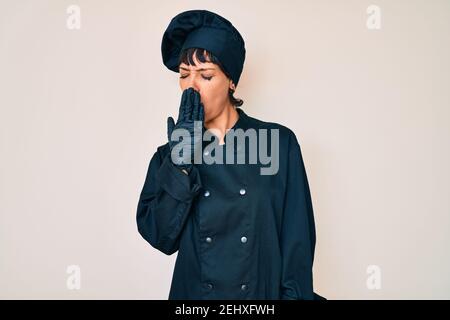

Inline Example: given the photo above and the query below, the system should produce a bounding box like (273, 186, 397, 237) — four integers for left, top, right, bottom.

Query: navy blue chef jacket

(136, 108, 323, 300)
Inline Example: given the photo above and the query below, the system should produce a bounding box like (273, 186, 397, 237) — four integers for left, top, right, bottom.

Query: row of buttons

(202, 183, 248, 294)
(203, 187, 247, 243)
(205, 236, 247, 243)
(204, 188, 246, 197)
(205, 283, 248, 291)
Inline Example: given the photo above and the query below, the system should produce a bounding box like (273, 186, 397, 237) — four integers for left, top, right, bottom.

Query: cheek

(201, 81, 228, 109)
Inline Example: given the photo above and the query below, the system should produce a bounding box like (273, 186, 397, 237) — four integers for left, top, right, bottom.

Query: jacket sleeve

(136, 148, 202, 255)
(280, 131, 323, 300)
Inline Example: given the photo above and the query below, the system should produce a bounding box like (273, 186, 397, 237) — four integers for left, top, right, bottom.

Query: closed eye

(179, 74, 213, 81)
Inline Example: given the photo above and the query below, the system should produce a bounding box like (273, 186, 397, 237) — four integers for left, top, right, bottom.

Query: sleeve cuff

(155, 154, 202, 202)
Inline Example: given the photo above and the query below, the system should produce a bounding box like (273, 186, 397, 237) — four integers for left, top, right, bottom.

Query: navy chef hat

(161, 9, 246, 87)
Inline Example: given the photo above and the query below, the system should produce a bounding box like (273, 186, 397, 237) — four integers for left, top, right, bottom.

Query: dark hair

(178, 48, 244, 107)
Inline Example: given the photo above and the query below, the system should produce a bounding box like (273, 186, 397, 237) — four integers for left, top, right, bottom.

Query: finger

(178, 89, 189, 123)
(185, 88, 194, 121)
(198, 102, 205, 122)
(167, 116, 175, 141)
(192, 90, 200, 120)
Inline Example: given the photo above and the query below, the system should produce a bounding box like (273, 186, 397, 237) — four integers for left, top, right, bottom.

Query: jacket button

(241, 236, 247, 243)
(206, 237, 212, 243)
(206, 283, 213, 290)
(204, 190, 210, 197)
(239, 188, 246, 195)
(241, 284, 248, 291)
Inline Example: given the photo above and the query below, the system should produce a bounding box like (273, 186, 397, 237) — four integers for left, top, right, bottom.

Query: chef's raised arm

(136, 147, 202, 255)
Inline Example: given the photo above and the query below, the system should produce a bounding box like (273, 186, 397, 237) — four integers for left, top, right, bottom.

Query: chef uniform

(136, 9, 324, 300)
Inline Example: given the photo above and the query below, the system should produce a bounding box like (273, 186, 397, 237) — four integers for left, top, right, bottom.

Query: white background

(0, 0, 449, 299)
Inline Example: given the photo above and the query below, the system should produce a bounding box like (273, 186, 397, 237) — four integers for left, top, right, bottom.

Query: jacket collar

(230, 107, 249, 131)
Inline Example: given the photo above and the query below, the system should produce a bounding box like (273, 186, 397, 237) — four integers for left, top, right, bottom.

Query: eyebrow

(179, 67, 216, 71)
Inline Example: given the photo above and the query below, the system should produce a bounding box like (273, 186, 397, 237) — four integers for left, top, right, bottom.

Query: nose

(184, 75, 200, 93)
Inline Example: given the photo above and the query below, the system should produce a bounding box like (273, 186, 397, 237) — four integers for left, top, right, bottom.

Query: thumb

(167, 116, 175, 141)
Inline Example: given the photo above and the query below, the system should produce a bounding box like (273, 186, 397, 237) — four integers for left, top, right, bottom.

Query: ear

(229, 81, 236, 91)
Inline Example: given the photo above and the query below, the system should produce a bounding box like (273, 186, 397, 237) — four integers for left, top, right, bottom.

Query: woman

(137, 9, 324, 300)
